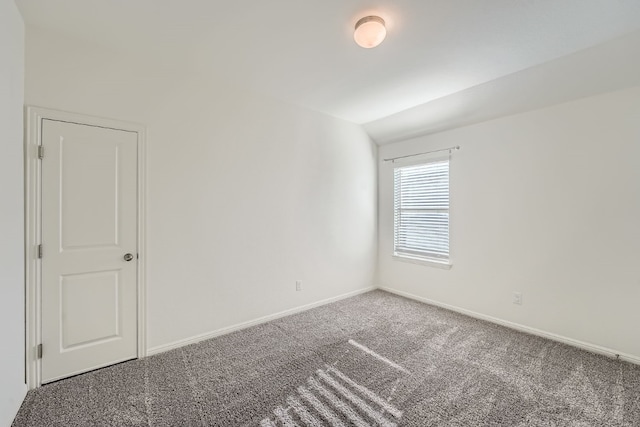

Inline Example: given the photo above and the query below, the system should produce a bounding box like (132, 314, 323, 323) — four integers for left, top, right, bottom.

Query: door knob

(124, 253, 134, 262)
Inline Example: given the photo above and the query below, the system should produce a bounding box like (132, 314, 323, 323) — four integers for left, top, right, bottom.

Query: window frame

(392, 157, 452, 269)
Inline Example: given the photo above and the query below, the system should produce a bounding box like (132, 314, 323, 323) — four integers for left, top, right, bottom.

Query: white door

(41, 119, 138, 383)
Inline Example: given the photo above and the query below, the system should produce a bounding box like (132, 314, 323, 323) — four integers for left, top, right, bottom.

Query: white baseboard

(147, 287, 376, 356)
(378, 286, 640, 366)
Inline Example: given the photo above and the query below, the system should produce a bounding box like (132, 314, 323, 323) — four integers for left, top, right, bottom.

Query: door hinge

(38, 146, 44, 159)
(37, 244, 43, 259)
(37, 344, 43, 359)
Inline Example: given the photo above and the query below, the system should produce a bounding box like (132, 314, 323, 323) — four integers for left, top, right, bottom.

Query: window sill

(393, 254, 452, 270)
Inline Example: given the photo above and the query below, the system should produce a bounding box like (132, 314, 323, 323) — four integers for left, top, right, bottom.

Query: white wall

(25, 27, 377, 351)
(378, 86, 640, 359)
(0, 0, 26, 424)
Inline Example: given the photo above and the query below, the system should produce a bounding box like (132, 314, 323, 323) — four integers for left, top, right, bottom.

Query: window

(393, 159, 450, 264)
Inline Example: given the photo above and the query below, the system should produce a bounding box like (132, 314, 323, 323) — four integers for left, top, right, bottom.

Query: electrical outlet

(513, 292, 522, 305)
(296, 280, 303, 291)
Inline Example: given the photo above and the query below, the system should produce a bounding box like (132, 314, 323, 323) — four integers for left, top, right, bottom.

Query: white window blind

(394, 160, 450, 262)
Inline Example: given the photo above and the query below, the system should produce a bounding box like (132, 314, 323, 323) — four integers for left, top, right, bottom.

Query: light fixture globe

(354, 16, 386, 48)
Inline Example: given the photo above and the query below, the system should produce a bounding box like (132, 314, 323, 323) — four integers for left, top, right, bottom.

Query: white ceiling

(365, 30, 640, 144)
(16, 0, 640, 131)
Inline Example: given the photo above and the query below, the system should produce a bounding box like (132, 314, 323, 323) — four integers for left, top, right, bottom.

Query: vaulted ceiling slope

(366, 30, 640, 144)
(16, 0, 640, 143)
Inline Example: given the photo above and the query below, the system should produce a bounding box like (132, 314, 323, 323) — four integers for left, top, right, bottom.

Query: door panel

(41, 119, 138, 383)
(60, 139, 120, 249)
(60, 270, 120, 349)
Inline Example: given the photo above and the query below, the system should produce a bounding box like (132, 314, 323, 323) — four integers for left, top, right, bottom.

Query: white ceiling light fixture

(354, 16, 386, 48)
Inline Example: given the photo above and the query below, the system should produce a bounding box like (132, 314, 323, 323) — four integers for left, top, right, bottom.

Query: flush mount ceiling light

(354, 16, 386, 48)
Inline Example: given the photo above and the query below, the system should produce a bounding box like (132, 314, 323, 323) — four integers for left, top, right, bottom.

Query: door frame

(24, 106, 147, 389)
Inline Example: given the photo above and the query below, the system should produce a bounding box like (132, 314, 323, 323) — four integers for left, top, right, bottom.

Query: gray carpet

(12, 290, 640, 426)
